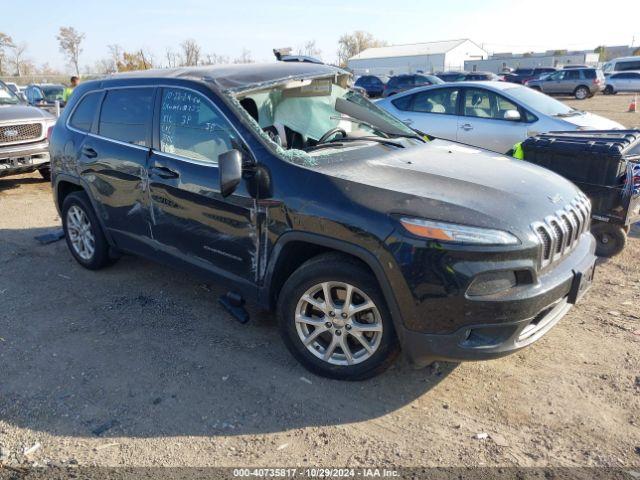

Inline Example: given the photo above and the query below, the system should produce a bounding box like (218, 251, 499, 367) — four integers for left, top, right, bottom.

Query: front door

(457, 87, 528, 153)
(147, 86, 258, 284)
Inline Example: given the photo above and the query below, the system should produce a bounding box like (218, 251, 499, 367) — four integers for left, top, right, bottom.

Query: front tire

(277, 253, 399, 380)
(62, 191, 116, 270)
(592, 222, 627, 257)
(604, 85, 615, 95)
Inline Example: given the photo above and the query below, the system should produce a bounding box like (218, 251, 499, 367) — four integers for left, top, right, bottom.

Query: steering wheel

(317, 128, 347, 144)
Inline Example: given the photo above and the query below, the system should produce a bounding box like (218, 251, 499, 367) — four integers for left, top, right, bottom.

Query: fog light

(466, 271, 517, 297)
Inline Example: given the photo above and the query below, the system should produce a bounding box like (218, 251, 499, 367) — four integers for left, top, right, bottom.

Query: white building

(464, 50, 601, 73)
(347, 39, 488, 76)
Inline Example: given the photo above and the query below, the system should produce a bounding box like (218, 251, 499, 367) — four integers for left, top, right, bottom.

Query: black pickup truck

(49, 63, 596, 380)
(0, 80, 56, 180)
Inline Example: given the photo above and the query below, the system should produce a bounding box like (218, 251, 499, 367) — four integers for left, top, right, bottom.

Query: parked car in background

(4, 82, 26, 101)
(24, 84, 66, 111)
(49, 62, 596, 380)
(437, 71, 504, 82)
(376, 81, 623, 154)
(604, 71, 640, 94)
(435, 71, 468, 82)
(603, 56, 640, 76)
(462, 71, 503, 81)
(354, 75, 385, 98)
(0, 80, 56, 180)
(526, 68, 605, 99)
(562, 65, 590, 69)
(504, 67, 557, 85)
(382, 74, 443, 97)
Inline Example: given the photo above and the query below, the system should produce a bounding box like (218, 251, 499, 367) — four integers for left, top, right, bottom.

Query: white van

(603, 56, 640, 76)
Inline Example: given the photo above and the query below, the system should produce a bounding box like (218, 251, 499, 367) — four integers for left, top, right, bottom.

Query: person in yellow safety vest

(62, 76, 80, 103)
(512, 142, 525, 160)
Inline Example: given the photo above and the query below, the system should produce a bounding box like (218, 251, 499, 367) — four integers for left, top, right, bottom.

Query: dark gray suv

(526, 68, 605, 99)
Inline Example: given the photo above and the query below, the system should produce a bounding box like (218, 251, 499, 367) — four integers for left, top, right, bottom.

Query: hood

(558, 111, 624, 130)
(315, 139, 583, 239)
(0, 104, 54, 123)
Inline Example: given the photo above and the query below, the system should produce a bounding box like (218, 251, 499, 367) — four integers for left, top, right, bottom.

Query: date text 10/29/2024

(233, 468, 400, 477)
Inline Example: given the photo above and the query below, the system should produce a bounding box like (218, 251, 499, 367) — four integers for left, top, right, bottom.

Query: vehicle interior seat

(466, 93, 491, 118)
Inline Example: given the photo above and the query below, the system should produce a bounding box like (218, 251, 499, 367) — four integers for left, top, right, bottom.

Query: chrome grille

(0, 123, 43, 144)
(532, 194, 591, 268)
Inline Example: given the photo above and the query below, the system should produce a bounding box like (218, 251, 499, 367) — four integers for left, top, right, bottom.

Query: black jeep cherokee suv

(49, 63, 596, 380)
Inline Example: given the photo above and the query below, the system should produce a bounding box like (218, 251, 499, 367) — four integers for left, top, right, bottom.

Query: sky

(2, 0, 639, 73)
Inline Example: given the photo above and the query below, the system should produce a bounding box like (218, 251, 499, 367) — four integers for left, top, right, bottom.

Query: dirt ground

(0, 94, 639, 472)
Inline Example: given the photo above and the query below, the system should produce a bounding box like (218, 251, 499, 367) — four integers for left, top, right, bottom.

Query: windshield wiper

(555, 110, 583, 117)
(332, 137, 405, 148)
(305, 137, 405, 153)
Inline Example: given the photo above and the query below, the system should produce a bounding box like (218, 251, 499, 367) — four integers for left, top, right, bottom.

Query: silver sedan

(376, 81, 624, 154)
(604, 71, 640, 94)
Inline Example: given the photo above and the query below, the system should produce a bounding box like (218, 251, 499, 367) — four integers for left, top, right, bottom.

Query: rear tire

(604, 85, 614, 95)
(62, 191, 116, 270)
(530, 86, 541, 92)
(574, 86, 590, 100)
(592, 223, 627, 257)
(277, 253, 399, 380)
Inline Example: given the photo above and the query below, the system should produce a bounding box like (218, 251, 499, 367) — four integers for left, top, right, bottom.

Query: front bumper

(400, 235, 596, 367)
(0, 140, 50, 177)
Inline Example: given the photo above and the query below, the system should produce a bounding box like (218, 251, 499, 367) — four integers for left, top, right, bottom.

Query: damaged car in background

(0, 79, 56, 180)
(49, 63, 596, 380)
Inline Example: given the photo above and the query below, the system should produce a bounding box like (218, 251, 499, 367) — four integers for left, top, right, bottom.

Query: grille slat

(0, 123, 43, 144)
(533, 196, 591, 268)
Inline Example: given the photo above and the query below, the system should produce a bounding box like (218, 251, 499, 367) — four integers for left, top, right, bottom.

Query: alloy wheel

(66, 205, 95, 261)
(295, 281, 383, 366)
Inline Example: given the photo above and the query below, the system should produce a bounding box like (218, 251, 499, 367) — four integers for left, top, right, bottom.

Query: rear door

(457, 87, 528, 153)
(147, 86, 258, 284)
(74, 87, 155, 253)
(628, 72, 640, 92)
(390, 87, 460, 141)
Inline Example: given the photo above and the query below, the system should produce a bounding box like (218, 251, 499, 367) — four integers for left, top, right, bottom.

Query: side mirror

(504, 110, 521, 121)
(218, 149, 243, 197)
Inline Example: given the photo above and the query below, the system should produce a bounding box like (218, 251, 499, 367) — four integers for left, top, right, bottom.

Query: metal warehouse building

(464, 50, 601, 73)
(347, 39, 488, 76)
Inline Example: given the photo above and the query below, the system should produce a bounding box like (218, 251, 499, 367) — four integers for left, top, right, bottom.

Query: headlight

(399, 217, 519, 245)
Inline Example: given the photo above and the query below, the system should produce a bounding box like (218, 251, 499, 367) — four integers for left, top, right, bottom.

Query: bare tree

(180, 39, 201, 66)
(11, 42, 28, 76)
(57, 26, 85, 75)
(337, 31, 386, 66)
(233, 48, 253, 64)
(202, 52, 229, 65)
(0, 32, 14, 76)
(138, 48, 155, 70)
(297, 40, 321, 59)
(107, 44, 123, 72)
(165, 47, 180, 68)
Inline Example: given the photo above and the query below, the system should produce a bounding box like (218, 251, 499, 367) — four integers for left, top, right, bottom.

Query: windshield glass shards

(229, 76, 423, 166)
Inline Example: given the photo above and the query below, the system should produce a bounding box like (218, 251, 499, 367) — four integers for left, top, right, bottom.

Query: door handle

(82, 146, 97, 159)
(150, 166, 180, 179)
(460, 123, 474, 131)
(403, 119, 413, 125)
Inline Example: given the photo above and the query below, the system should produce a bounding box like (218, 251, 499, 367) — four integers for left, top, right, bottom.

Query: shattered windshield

(230, 76, 422, 165)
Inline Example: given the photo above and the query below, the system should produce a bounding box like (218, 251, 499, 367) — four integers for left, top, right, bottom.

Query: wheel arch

(54, 174, 117, 248)
(260, 232, 406, 340)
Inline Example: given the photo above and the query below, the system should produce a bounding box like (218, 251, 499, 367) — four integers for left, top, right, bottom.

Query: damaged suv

(0, 80, 56, 180)
(49, 63, 596, 380)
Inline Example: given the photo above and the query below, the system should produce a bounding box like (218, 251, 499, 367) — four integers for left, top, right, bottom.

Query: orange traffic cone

(629, 95, 638, 113)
